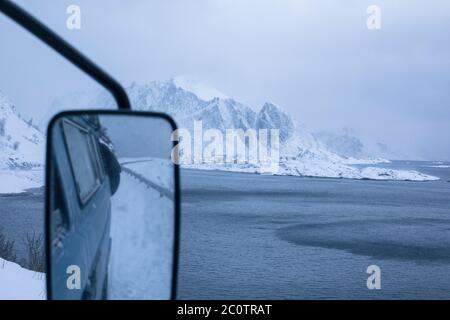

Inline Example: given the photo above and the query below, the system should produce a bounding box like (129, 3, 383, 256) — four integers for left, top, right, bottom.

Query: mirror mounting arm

(0, 0, 131, 110)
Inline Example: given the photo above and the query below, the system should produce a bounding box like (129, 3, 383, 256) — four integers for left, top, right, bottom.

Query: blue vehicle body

(49, 115, 114, 299)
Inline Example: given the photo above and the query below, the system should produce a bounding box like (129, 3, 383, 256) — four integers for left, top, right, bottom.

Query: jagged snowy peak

(196, 98, 256, 131)
(121, 81, 437, 180)
(49, 80, 438, 181)
(56, 79, 290, 139)
(256, 102, 293, 143)
(0, 92, 44, 169)
(127, 80, 209, 116)
(127, 80, 257, 132)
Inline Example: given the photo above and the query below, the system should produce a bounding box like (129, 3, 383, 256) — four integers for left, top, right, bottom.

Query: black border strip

(0, 0, 131, 110)
(46, 110, 181, 300)
(0, 300, 446, 318)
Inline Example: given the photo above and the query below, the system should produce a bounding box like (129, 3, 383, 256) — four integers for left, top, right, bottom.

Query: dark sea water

(177, 161, 450, 299)
(1, 161, 450, 299)
(0, 187, 44, 263)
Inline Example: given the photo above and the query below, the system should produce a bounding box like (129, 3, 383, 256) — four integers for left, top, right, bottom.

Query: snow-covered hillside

(110, 163, 173, 299)
(0, 92, 44, 169)
(121, 79, 438, 181)
(0, 92, 44, 193)
(0, 258, 45, 300)
(41, 79, 438, 181)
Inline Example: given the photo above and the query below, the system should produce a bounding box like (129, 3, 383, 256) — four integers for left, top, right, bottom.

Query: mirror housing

(45, 110, 180, 300)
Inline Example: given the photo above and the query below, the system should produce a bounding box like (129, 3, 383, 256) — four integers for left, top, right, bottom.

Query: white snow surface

(119, 157, 174, 190)
(359, 167, 439, 181)
(0, 92, 45, 193)
(0, 258, 45, 300)
(342, 157, 391, 165)
(109, 160, 174, 299)
(0, 92, 44, 170)
(0, 169, 44, 193)
(425, 165, 450, 169)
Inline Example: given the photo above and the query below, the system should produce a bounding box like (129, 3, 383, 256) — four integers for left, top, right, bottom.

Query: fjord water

(1, 160, 449, 299)
(178, 161, 450, 299)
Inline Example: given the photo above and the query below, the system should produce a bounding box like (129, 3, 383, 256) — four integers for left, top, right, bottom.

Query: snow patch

(0, 258, 45, 300)
(0, 169, 43, 193)
(359, 167, 439, 181)
(342, 157, 391, 165)
(109, 160, 174, 299)
(0, 92, 45, 193)
(119, 157, 173, 191)
(424, 165, 450, 169)
(0, 92, 44, 170)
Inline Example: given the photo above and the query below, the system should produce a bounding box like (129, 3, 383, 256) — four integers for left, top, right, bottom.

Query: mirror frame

(1, 1, 180, 299)
(0, 0, 131, 110)
(45, 110, 181, 300)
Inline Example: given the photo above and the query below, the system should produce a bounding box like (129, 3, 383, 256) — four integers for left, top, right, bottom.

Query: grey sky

(1, 0, 449, 160)
(100, 114, 173, 159)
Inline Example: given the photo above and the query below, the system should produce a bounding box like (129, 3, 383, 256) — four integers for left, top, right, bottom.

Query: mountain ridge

(120, 80, 438, 181)
(15, 79, 440, 181)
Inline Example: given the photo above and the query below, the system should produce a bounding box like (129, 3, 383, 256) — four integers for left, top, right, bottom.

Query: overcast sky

(1, 0, 450, 160)
(101, 114, 173, 159)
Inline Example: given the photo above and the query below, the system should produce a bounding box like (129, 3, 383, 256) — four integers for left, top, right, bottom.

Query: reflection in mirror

(47, 112, 177, 300)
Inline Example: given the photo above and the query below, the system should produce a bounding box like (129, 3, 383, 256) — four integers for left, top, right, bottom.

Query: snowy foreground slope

(0, 169, 43, 193)
(0, 258, 45, 300)
(0, 92, 44, 193)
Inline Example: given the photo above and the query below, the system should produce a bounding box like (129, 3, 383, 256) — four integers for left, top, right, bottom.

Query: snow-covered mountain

(119, 80, 437, 181)
(316, 128, 403, 161)
(0, 92, 44, 169)
(315, 128, 365, 158)
(36, 79, 438, 181)
(0, 92, 45, 193)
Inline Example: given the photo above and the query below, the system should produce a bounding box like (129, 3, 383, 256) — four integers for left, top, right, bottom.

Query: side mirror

(45, 110, 180, 300)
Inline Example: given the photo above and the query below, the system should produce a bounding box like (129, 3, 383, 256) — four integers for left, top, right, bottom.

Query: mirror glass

(46, 111, 177, 300)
